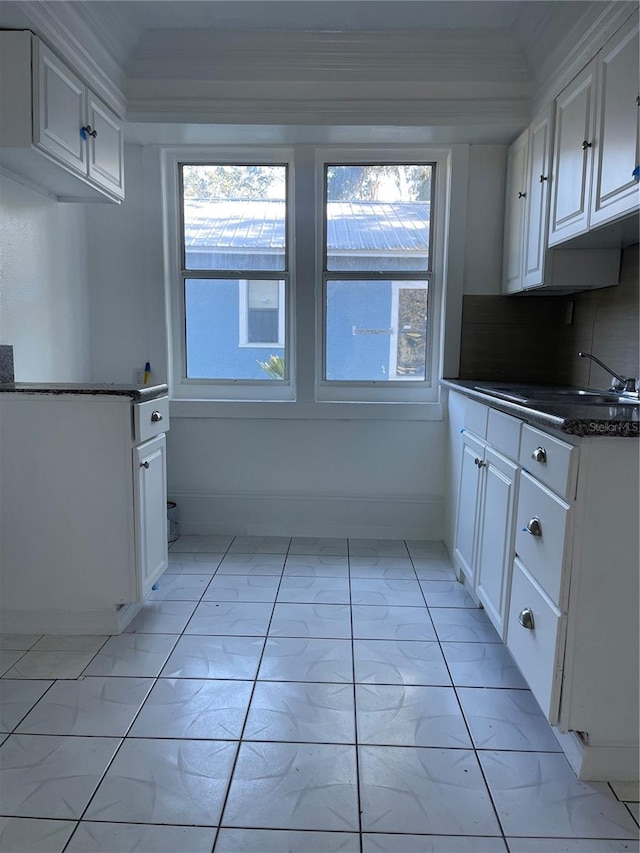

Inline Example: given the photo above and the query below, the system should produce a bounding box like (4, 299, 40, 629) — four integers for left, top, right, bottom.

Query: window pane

(325, 164, 431, 272)
(182, 165, 286, 271)
(185, 278, 285, 380)
(325, 280, 428, 381)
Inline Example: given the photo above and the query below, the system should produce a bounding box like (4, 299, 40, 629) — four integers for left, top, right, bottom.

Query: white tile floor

(0, 536, 638, 853)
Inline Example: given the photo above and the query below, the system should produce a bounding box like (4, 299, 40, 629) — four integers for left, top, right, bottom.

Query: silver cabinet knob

(539, 174, 548, 183)
(140, 460, 150, 469)
(531, 446, 547, 463)
(80, 125, 97, 139)
(518, 607, 535, 629)
(525, 517, 542, 536)
(151, 411, 163, 422)
(474, 457, 487, 468)
(517, 191, 526, 199)
(581, 140, 592, 150)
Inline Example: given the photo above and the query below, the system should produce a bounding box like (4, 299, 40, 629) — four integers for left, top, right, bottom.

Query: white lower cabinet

(134, 435, 168, 600)
(507, 557, 565, 724)
(454, 407, 520, 638)
(0, 392, 169, 634)
(450, 389, 639, 781)
(475, 447, 519, 637)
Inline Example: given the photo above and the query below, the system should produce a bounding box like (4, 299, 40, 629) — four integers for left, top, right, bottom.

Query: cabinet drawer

(515, 472, 571, 607)
(464, 398, 489, 439)
(519, 423, 578, 499)
(133, 397, 170, 443)
(507, 558, 565, 723)
(487, 408, 520, 460)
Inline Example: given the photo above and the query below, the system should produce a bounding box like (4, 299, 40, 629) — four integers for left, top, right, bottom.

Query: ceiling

(103, 1, 541, 33)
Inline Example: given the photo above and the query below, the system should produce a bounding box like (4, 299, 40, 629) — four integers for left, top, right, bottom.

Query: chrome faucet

(578, 352, 638, 394)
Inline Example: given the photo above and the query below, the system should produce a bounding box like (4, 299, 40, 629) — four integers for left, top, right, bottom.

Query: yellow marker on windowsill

(143, 362, 150, 384)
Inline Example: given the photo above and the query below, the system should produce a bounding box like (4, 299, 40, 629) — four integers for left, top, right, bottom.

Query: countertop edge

(0, 383, 169, 402)
(441, 379, 639, 438)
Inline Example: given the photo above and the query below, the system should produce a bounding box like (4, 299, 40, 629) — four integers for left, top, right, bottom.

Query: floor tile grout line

(209, 538, 291, 845)
(430, 604, 511, 847)
(58, 536, 243, 846)
(347, 541, 364, 852)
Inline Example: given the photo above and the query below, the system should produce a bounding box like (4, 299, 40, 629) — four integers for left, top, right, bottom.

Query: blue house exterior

(183, 199, 429, 381)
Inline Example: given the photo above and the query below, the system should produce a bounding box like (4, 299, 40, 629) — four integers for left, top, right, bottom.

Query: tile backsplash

(458, 243, 639, 388)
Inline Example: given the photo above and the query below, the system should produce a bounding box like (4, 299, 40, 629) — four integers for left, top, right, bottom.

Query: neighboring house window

(177, 162, 289, 392)
(239, 279, 285, 347)
(320, 162, 435, 401)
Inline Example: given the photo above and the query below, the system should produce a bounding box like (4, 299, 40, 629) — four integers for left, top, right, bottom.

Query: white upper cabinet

(549, 11, 639, 245)
(590, 11, 640, 229)
(522, 110, 552, 289)
(548, 60, 596, 245)
(502, 106, 620, 294)
(0, 31, 124, 202)
(34, 41, 88, 174)
(502, 128, 529, 294)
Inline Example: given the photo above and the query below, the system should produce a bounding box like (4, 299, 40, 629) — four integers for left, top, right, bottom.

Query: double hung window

(166, 148, 445, 408)
(321, 162, 434, 399)
(175, 161, 290, 397)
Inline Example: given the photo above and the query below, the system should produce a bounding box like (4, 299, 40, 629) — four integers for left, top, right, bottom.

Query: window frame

(162, 145, 451, 411)
(315, 148, 448, 404)
(163, 148, 295, 401)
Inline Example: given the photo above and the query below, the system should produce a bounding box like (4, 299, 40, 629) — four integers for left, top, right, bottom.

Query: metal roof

(184, 199, 430, 253)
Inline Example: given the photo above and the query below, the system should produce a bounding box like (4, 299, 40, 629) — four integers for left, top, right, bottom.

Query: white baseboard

(169, 490, 444, 540)
(0, 605, 141, 636)
(556, 729, 639, 782)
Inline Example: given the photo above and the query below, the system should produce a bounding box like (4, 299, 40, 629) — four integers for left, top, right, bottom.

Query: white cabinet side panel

(0, 396, 136, 616)
(561, 437, 639, 745)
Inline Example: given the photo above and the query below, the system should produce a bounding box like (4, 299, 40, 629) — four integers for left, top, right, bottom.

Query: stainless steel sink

(474, 385, 640, 407)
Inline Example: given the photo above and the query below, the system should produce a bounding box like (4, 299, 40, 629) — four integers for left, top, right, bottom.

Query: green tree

(182, 165, 285, 200)
(326, 164, 432, 202)
(257, 354, 285, 380)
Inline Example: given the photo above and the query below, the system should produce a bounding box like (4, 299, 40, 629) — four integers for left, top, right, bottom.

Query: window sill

(169, 399, 444, 420)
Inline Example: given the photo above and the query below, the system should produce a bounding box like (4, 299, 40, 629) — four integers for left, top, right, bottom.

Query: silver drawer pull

(525, 517, 542, 537)
(151, 411, 163, 422)
(140, 460, 150, 469)
(531, 446, 547, 463)
(518, 607, 535, 629)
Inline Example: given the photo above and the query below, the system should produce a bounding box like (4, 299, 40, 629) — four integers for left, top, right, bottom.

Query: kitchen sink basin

(474, 385, 639, 407)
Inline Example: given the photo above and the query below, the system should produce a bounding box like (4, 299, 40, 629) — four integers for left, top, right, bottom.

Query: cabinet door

(474, 447, 519, 638)
(33, 41, 87, 175)
(523, 109, 553, 289)
(549, 59, 597, 246)
(87, 92, 125, 199)
(590, 12, 640, 228)
(454, 432, 485, 585)
(134, 434, 168, 600)
(502, 129, 529, 294)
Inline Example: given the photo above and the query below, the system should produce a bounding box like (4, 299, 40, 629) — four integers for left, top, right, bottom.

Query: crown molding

(126, 91, 530, 135)
(13, 0, 127, 116)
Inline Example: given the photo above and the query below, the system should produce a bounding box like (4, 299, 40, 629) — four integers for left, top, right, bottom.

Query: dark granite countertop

(442, 379, 639, 438)
(0, 382, 169, 402)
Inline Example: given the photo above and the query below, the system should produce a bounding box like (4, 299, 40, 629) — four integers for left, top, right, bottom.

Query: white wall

(87, 144, 167, 386)
(0, 175, 91, 381)
(83, 141, 505, 539)
(464, 145, 507, 295)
